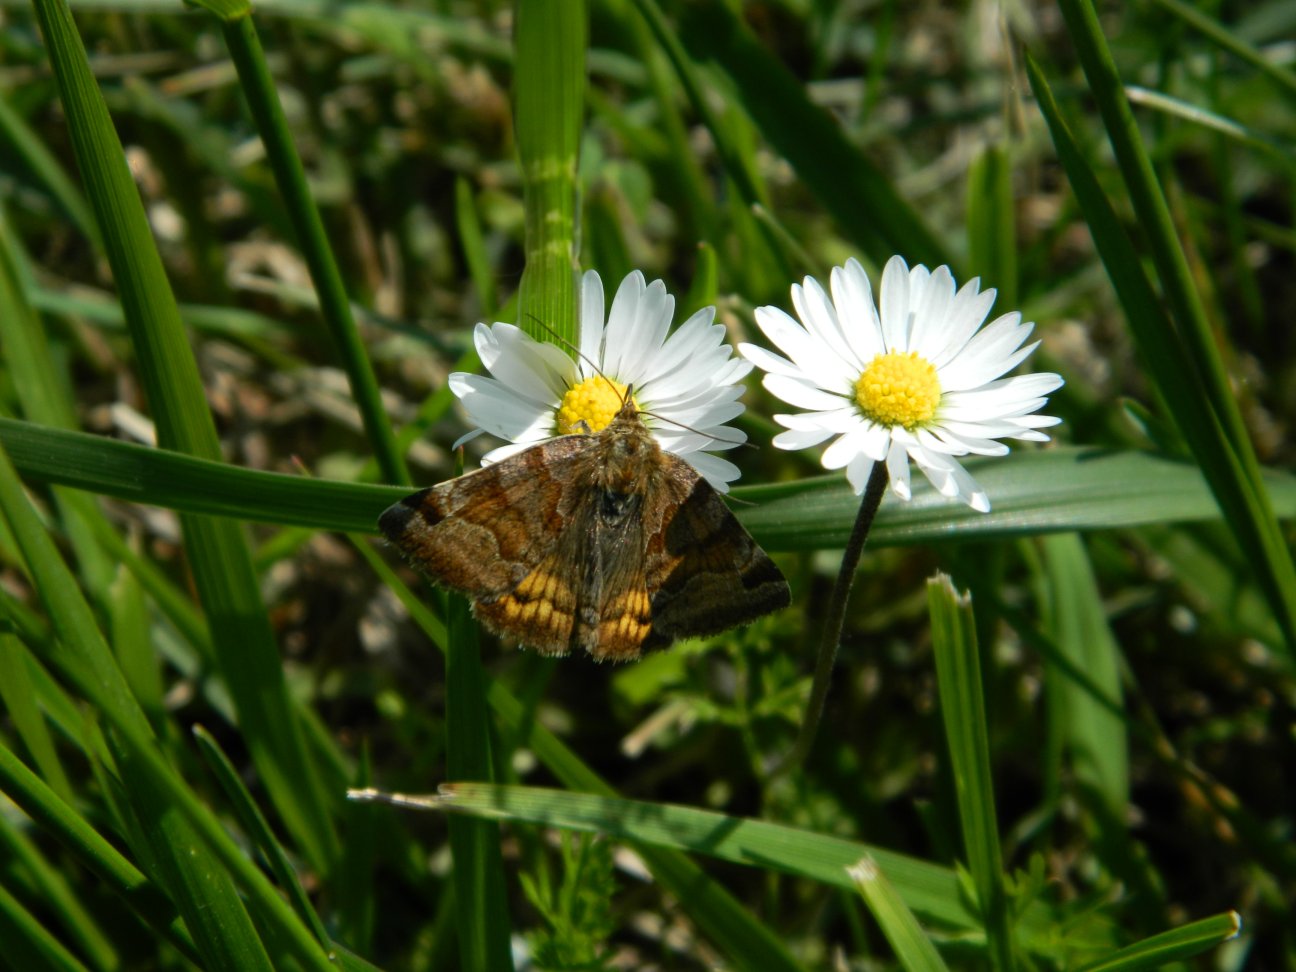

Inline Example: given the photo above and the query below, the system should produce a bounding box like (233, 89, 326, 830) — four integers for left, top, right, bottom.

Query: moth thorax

(602, 424, 658, 490)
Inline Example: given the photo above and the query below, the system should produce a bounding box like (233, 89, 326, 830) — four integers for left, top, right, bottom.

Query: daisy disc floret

(740, 256, 1064, 512)
(449, 270, 753, 491)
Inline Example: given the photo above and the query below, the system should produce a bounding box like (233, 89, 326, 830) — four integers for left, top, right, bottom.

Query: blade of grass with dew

(0, 794, 117, 970)
(29, 0, 341, 871)
(846, 856, 949, 972)
(1075, 911, 1242, 972)
(5, 419, 1296, 546)
(514, 0, 584, 345)
(191, 0, 409, 487)
(676, 0, 950, 270)
(0, 442, 277, 971)
(927, 575, 1013, 971)
(368, 551, 808, 972)
(966, 144, 1018, 308)
(1044, 3, 1296, 650)
(0, 740, 200, 961)
(0, 634, 72, 802)
(1038, 535, 1128, 814)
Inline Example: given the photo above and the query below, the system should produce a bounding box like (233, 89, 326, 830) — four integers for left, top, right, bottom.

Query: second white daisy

(740, 256, 1064, 512)
(450, 269, 753, 491)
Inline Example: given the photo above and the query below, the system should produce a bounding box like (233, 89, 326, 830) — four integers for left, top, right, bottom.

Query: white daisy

(449, 269, 753, 491)
(740, 256, 1064, 512)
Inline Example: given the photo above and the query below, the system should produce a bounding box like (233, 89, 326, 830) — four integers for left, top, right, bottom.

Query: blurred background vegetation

(0, 0, 1293, 968)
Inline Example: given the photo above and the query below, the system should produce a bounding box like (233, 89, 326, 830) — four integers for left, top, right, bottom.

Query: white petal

(775, 407, 862, 434)
(886, 440, 911, 500)
(938, 315, 1034, 390)
(846, 451, 876, 495)
(907, 264, 956, 355)
(772, 426, 835, 449)
(764, 374, 854, 412)
(740, 342, 801, 378)
(793, 275, 862, 372)
(754, 306, 856, 392)
(452, 373, 552, 439)
(578, 270, 606, 373)
(926, 281, 996, 368)
(822, 421, 887, 470)
(831, 258, 885, 363)
(879, 255, 913, 350)
(681, 450, 740, 491)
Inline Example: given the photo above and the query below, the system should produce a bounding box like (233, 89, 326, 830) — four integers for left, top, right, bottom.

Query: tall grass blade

(1041, 5, 1296, 649)
(28, 0, 340, 870)
(927, 575, 1012, 971)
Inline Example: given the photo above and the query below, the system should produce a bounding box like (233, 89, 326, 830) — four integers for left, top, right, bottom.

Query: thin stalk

(219, 11, 409, 486)
(773, 462, 888, 776)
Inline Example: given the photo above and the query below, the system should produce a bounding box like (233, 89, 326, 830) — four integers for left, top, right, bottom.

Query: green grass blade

(966, 144, 1018, 308)
(514, 0, 585, 344)
(846, 857, 949, 972)
(191, 725, 335, 950)
(1143, 0, 1296, 101)
(418, 782, 1091, 946)
(444, 594, 514, 971)
(0, 634, 72, 802)
(0, 806, 117, 970)
(1039, 535, 1128, 813)
(4, 420, 1296, 546)
(374, 562, 808, 972)
(675, 1, 950, 270)
(29, 0, 340, 869)
(0, 741, 198, 959)
(927, 575, 1012, 971)
(193, 1, 409, 487)
(1044, 2, 1296, 649)
(0, 879, 93, 972)
(1074, 911, 1241, 972)
(0, 97, 99, 249)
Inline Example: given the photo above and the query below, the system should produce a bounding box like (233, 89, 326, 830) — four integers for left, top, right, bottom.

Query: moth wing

(584, 494, 654, 663)
(639, 455, 790, 651)
(379, 436, 600, 654)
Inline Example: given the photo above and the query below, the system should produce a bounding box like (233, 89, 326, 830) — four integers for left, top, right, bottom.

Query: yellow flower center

(556, 376, 633, 435)
(854, 351, 941, 429)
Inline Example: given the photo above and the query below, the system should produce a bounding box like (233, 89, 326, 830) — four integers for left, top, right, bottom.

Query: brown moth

(379, 396, 790, 662)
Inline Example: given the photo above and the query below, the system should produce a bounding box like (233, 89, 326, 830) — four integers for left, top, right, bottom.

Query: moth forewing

(379, 402, 789, 660)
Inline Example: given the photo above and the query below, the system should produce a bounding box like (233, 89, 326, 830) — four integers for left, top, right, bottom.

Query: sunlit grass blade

(5, 419, 1296, 547)
(417, 781, 1100, 954)
(190, 0, 409, 487)
(927, 575, 1012, 971)
(1041, 4, 1296, 650)
(846, 856, 949, 972)
(514, 0, 585, 344)
(1038, 535, 1127, 813)
(1075, 911, 1241, 972)
(673, 1, 950, 270)
(29, 0, 340, 870)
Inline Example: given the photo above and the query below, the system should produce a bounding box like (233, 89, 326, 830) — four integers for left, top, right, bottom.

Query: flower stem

(771, 461, 889, 778)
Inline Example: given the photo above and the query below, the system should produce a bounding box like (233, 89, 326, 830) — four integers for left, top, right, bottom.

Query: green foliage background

(0, 0, 1292, 968)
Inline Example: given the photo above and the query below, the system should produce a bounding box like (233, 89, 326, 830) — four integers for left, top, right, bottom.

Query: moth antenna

(523, 313, 746, 447)
(523, 312, 624, 401)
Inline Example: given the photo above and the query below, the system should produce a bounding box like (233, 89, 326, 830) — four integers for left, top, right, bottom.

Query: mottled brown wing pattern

(638, 454, 791, 651)
(379, 435, 600, 654)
